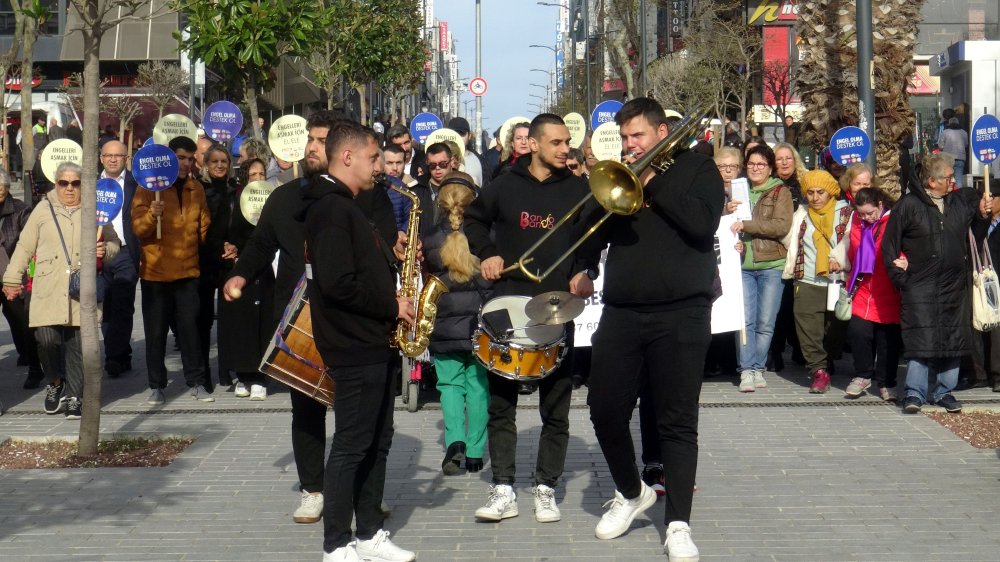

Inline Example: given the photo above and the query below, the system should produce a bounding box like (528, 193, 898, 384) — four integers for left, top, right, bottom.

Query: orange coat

(132, 176, 211, 282)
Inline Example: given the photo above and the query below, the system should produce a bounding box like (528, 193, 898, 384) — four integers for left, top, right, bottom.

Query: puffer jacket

(742, 181, 793, 263)
(132, 176, 211, 282)
(848, 211, 900, 324)
(0, 195, 32, 257)
(2, 190, 120, 327)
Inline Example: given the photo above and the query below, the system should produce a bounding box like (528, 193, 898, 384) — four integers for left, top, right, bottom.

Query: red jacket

(848, 211, 900, 324)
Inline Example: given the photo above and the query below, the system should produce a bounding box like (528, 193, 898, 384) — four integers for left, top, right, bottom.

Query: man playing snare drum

(464, 113, 599, 525)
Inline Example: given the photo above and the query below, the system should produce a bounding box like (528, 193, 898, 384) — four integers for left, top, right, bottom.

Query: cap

(447, 117, 471, 134)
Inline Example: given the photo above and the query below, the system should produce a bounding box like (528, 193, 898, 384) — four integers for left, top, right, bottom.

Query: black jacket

(0, 196, 32, 258)
(230, 176, 398, 323)
(423, 221, 493, 354)
(99, 170, 140, 269)
(464, 155, 598, 298)
(299, 175, 399, 368)
(882, 186, 987, 358)
(584, 150, 725, 310)
(200, 177, 241, 287)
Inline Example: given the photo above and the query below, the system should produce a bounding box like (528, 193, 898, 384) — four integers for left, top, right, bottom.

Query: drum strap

(370, 221, 400, 274)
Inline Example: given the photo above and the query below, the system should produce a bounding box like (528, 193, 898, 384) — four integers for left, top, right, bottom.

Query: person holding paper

(730, 144, 794, 392)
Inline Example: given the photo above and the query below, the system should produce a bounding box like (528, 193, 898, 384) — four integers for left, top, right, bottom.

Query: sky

(433, 0, 565, 136)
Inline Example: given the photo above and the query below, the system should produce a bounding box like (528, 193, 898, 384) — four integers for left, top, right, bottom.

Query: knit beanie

(799, 169, 841, 199)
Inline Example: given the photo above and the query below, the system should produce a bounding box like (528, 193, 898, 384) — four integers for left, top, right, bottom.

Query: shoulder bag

(969, 229, 1000, 331)
(47, 202, 106, 303)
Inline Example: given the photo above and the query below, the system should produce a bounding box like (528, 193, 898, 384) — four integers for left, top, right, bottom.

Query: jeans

(140, 278, 208, 390)
(323, 362, 395, 552)
(435, 352, 490, 458)
(101, 250, 138, 365)
(904, 357, 960, 403)
(739, 268, 785, 372)
(953, 159, 966, 187)
(35, 326, 83, 398)
(589, 305, 710, 524)
(847, 317, 901, 388)
(290, 388, 328, 493)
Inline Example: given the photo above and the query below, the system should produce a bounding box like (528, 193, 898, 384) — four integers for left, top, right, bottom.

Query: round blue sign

(132, 144, 179, 192)
(591, 100, 623, 131)
(142, 136, 154, 148)
(971, 114, 1000, 164)
(204, 100, 243, 142)
(409, 112, 442, 145)
(829, 126, 871, 166)
(96, 178, 124, 226)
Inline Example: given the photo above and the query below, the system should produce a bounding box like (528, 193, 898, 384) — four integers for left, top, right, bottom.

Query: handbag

(834, 273, 862, 322)
(968, 229, 1000, 332)
(47, 202, 106, 303)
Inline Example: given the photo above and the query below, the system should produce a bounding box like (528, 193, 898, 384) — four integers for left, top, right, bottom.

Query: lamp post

(530, 83, 551, 108)
(530, 44, 560, 109)
(476, 0, 483, 152)
(535, 1, 575, 112)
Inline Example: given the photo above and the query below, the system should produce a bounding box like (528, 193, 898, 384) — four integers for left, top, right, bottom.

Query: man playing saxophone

(464, 113, 599, 526)
(300, 120, 416, 562)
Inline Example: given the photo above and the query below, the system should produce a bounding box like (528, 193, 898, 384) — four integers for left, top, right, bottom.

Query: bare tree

(761, 59, 791, 122)
(102, 95, 142, 146)
(0, 49, 17, 174)
(11, 0, 53, 177)
(134, 60, 189, 120)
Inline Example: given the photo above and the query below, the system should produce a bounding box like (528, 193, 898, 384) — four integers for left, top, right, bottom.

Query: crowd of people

(1, 98, 998, 562)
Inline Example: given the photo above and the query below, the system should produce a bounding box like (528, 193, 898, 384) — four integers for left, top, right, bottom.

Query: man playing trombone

(464, 113, 599, 525)
(583, 98, 724, 561)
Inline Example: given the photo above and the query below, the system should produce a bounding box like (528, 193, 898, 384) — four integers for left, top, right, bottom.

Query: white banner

(711, 214, 746, 334)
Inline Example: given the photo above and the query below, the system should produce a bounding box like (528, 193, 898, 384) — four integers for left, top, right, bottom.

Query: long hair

(500, 122, 529, 162)
(437, 172, 479, 283)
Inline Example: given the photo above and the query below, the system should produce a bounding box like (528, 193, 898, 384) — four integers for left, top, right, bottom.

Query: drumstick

(155, 191, 162, 239)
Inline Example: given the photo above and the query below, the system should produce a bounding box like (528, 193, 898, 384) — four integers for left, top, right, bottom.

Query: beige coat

(2, 190, 121, 327)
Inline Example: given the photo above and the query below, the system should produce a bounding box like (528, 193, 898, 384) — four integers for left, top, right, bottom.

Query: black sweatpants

(846, 317, 901, 389)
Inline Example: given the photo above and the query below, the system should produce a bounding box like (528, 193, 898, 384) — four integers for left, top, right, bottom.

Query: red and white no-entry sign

(469, 77, 488, 97)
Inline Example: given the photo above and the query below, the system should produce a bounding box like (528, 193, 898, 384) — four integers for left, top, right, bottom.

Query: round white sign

(40, 138, 83, 183)
(591, 121, 623, 162)
(267, 115, 309, 162)
(152, 114, 199, 146)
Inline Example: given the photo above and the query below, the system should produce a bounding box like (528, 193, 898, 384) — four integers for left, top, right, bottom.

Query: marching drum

(472, 295, 567, 381)
(259, 275, 334, 407)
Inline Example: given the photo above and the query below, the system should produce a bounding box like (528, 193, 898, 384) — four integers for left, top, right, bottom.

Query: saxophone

(378, 174, 449, 358)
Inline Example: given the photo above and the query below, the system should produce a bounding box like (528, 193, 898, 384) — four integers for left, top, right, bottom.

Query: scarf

(847, 215, 882, 293)
(807, 197, 838, 277)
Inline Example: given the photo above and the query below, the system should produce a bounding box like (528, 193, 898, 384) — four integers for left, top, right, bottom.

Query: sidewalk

(2, 323, 1000, 560)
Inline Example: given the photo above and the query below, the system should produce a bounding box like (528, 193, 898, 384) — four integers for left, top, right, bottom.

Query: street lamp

(530, 82, 551, 107)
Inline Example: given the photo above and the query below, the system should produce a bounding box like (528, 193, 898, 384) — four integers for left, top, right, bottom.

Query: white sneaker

(355, 529, 416, 562)
(249, 384, 267, 401)
(191, 386, 215, 402)
(739, 371, 755, 393)
(323, 542, 360, 562)
(533, 484, 560, 523)
(234, 382, 250, 397)
(474, 484, 518, 521)
(664, 521, 700, 561)
(595, 482, 656, 540)
(293, 490, 323, 523)
(753, 370, 767, 388)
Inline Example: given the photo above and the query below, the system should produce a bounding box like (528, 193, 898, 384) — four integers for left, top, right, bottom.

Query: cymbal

(525, 291, 586, 324)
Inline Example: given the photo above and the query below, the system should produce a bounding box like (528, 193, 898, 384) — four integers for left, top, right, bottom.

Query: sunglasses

(426, 162, 450, 170)
(567, 163, 579, 170)
(57, 179, 82, 188)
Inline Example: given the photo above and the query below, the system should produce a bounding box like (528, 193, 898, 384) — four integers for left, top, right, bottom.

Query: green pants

(793, 281, 847, 375)
(434, 352, 490, 458)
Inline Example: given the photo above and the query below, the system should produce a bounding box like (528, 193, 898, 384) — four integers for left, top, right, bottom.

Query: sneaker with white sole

(43, 383, 66, 414)
(64, 397, 82, 420)
(191, 386, 215, 402)
(249, 384, 267, 401)
(595, 482, 656, 540)
(845, 377, 872, 398)
(147, 389, 165, 405)
(533, 484, 560, 523)
(323, 542, 360, 562)
(474, 484, 518, 521)
(234, 382, 250, 397)
(293, 490, 323, 523)
(739, 371, 755, 393)
(753, 370, 767, 388)
(355, 529, 416, 562)
(664, 521, 700, 561)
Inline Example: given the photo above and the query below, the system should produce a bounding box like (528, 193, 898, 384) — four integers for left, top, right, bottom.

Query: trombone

(508, 106, 711, 283)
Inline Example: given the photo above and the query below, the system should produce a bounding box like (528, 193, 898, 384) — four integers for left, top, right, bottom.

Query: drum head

(479, 296, 563, 347)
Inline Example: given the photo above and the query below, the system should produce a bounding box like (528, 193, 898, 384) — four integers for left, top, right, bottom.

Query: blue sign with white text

(409, 112, 442, 145)
(204, 101, 243, 142)
(142, 136, 154, 148)
(591, 100, 623, 131)
(972, 114, 1000, 164)
(96, 178, 124, 226)
(132, 144, 179, 192)
(829, 126, 871, 166)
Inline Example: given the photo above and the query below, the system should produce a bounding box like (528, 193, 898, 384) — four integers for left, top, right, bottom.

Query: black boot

(465, 457, 483, 472)
(442, 441, 466, 475)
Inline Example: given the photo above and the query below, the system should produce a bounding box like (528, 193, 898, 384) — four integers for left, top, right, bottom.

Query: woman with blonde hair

(493, 122, 530, 179)
(423, 171, 492, 475)
(840, 162, 875, 202)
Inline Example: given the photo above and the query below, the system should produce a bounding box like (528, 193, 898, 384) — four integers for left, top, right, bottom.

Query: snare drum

(472, 295, 567, 381)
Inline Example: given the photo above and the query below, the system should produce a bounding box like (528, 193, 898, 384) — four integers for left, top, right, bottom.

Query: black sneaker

(902, 396, 922, 414)
(43, 383, 66, 414)
(641, 463, 666, 497)
(934, 393, 962, 413)
(64, 397, 82, 420)
(22, 372, 44, 389)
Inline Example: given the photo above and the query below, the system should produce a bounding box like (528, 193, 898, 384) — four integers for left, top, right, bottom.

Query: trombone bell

(588, 160, 645, 216)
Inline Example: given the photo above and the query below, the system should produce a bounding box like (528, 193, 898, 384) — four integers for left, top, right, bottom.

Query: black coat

(423, 221, 493, 354)
(881, 186, 987, 358)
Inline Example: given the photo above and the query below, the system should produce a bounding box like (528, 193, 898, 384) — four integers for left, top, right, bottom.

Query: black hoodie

(298, 175, 399, 368)
(464, 155, 598, 297)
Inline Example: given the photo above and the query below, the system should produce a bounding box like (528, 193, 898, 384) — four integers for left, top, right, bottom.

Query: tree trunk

(77, 1, 104, 457)
(246, 73, 261, 139)
(18, 18, 37, 176)
(355, 84, 368, 127)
